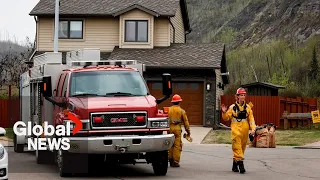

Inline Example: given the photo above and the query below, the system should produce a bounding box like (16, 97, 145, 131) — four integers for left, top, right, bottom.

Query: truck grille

(90, 111, 147, 129)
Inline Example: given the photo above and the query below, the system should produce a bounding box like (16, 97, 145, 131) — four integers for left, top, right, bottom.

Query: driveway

(5, 144, 320, 180)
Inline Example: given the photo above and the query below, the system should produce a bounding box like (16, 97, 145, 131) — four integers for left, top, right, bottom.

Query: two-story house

(28, 0, 229, 127)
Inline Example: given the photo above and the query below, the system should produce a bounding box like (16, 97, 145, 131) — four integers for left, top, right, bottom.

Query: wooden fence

(0, 96, 318, 129)
(0, 98, 20, 128)
(220, 96, 318, 129)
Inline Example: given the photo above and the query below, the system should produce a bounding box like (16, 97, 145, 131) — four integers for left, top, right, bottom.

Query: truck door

(53, 72, 66, 125)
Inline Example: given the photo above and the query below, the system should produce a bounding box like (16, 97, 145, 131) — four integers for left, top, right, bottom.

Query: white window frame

(122, 18, 151, 45)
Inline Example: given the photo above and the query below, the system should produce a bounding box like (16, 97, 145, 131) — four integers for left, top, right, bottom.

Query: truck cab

(52, 66, 170, 132)
(14, 49, 175, 177)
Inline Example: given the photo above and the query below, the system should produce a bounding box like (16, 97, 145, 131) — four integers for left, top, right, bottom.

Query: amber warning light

(163, 107, 169, 114)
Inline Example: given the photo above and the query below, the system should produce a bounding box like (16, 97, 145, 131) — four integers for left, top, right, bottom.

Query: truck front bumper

(66, 134, 175, 154)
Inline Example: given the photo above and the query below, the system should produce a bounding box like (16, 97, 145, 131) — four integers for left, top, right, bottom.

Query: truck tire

(57, 149, 73, 177)
(36, 149, 55, 164)
(152, 150, 168, 176)
(13, 134, 24, 153)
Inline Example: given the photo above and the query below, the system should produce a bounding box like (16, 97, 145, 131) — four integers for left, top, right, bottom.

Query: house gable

(112, 4, 161, 17)
(119, 9, 154, 49)
(29, 0, 190, 51)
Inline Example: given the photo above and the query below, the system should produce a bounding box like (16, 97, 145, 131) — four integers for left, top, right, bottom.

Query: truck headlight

(0, 146, 4, 159)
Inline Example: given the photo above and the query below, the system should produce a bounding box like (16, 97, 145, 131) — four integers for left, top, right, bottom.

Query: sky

(0, 0, 40, 45)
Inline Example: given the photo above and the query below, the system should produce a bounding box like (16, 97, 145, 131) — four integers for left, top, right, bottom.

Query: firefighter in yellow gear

(168, 94, 190, 167)
(221, 88, 256, 174)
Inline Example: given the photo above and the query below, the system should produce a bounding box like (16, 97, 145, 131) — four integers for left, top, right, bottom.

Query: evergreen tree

(308, 46, 319, 81)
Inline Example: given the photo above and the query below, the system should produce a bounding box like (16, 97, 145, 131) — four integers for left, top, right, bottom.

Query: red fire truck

(14, 48, 174, 177)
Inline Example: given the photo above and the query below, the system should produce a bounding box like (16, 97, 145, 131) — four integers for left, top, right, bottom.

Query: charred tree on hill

(0, 37, 33, 88)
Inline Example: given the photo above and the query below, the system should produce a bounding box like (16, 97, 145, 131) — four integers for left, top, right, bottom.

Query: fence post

(282, 111, 289, 130)
(8, 85, 11, 99)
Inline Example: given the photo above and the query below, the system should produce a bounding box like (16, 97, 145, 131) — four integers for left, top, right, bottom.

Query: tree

(308, 46, 319, 81)
(0, 37, 34, 89)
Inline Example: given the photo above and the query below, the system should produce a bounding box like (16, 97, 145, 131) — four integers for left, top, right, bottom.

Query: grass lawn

(201, 128, 320, 146)
(0, 85, 19, 98)
(4, 128, 14, 140)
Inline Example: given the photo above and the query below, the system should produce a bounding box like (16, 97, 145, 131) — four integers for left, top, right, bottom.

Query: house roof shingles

(108, 43, 224, 69)
(29, 0, 180, 17)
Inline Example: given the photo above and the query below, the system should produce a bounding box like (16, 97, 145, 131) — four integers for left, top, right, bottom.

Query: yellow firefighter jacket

(222, 101, 256, 131)
(222, 101, 257, 161)
(168, 105, 190, 134)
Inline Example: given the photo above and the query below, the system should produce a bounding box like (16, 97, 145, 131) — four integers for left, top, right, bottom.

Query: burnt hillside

(187, 0, 320, 49)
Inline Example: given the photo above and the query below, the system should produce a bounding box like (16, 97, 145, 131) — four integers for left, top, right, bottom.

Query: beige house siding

(154, 18, 170, 47)
(119, 9, 154, 49)
(169, 7, 185, 43)
(215, 69, 224, 110)
(37, 17, 119, 52)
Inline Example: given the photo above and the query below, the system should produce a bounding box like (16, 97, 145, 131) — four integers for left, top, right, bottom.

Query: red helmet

(236, 88, 246, 95)
(171, 94, 182, 102)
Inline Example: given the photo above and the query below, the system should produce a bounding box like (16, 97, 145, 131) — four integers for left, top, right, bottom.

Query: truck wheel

(152, 150, 168, 176)
(36, 149, 54, 164)
(57, 149, 73, 177)
(13, 134, 24, 153)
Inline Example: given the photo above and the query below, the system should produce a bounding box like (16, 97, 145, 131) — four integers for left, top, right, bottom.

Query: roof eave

(29, 13, 175, 18)
(29, 13, 115, 18)
(241, 82, 286, 89)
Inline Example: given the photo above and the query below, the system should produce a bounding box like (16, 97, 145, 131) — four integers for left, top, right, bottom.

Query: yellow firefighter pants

(168, 124, 182, 164)
(231, 121, 249, 161)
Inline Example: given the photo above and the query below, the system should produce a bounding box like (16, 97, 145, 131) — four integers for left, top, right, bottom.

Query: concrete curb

(293, 146, 320, 149)
(198, 143, 311, 149)
(0, 137, 14, 147)
(0, 137, 13, 141)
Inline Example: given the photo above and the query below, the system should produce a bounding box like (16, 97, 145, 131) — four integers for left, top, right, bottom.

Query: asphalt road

(5, 144, 320, 180)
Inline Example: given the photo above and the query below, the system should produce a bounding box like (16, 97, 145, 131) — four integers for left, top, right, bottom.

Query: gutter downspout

(185, 29, 191, 43)
(169, 17, 175, 43)
(33, 16, 38, 50)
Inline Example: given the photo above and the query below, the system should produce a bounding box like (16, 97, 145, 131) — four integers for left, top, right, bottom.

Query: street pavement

(5, 144, 320, 180)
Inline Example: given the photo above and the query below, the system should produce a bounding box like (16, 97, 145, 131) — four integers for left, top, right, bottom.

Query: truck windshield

(69, 70, 149, 96)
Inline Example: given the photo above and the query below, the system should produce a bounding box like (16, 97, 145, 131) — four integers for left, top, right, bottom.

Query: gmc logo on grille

(110, 118, 128, 123)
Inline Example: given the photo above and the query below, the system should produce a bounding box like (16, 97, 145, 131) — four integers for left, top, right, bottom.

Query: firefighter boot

(169, 158, 173, 166)
(238, 161, 246, 174)
(171, 162, 180, 167)
(232, 160, 239, 172)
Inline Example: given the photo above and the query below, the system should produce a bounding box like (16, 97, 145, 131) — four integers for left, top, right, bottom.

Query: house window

(58, 20, 83, 39)
(125, 20, 148, 42)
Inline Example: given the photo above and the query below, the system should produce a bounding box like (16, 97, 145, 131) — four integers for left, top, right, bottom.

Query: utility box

(66, 48, 101, 63)
(33, 52, 62, 66)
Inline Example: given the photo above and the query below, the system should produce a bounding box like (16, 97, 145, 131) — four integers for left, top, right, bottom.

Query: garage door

(147, 81, 204, 125)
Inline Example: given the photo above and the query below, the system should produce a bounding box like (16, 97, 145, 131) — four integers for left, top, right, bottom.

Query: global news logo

(13, 112, 82, 151)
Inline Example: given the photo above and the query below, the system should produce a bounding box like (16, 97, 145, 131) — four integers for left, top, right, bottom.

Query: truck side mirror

(40, 76, 52, 97)
(162, 73, 172, 96)
(156, 73, 172, 104)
